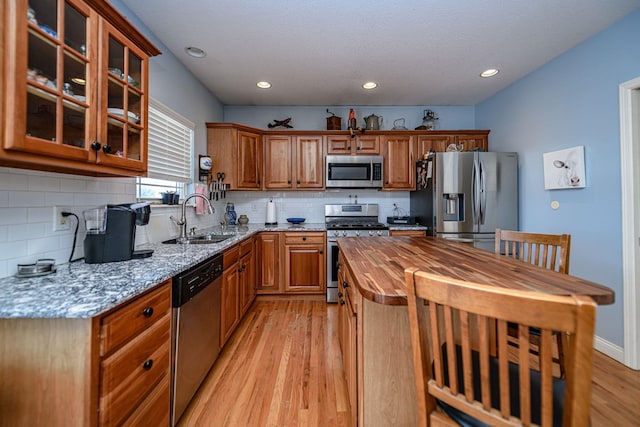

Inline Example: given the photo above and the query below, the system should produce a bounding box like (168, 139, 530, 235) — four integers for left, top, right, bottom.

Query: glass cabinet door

(97, 22, 147, 171)
(6, 0, 95, 161)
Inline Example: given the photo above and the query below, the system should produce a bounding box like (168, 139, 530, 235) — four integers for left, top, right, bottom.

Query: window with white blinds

(147, 98, 194, 183)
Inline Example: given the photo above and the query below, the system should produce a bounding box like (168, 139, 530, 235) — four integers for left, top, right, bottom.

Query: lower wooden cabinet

(0, 280, 172, 426)
(256, 232, 281, 293)
(338, 254, 357, 426)
(283, 232, 326, 294)
(256, 231, 326, 295)
(221, 245, 241, 347)
(239, 237, 256, 316)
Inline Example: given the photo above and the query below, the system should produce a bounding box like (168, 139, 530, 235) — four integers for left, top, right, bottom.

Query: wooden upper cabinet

(256, 232, 281, 294)
(207, 123, 262, 190)
(455, 134, 488, 152)
(327, 134, 379, 155)
(1, 0, 159, 176)
(415, 134, 453, 158)
(382, 135, 415, 190)
(264, 135, 293, 189)
(294, 135, 324, 189)
(237, 131, 262, 189)
(264, 134, 324, 190)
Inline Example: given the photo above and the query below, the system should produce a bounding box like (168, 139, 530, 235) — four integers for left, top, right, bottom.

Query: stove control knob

(355, 230, 360, 237)
(342, 230, 348, 237)
(333, 230, 340, 237)
(377, 230, 382, 236)
(369, 230, 374, 236)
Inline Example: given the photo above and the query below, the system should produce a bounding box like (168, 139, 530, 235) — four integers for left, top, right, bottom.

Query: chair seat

(437, 344, 566, 427)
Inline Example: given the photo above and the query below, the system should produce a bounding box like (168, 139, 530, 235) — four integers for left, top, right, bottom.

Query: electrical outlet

(53, 206, 71, 231)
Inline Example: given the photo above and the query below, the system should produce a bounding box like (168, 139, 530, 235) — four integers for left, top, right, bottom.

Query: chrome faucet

(170, 193, 215, 239)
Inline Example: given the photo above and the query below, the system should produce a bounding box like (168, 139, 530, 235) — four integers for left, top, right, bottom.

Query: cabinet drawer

(121, 374, 170, 427)
(223, 245, 240, 270)
(240, 237, 253, 256)
(283, 232, 325, 245)
(100, 314, 171, 426)
(100, 282, 170, 356)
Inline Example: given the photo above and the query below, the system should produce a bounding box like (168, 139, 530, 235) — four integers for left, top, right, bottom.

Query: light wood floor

(178, 298, 640, 426)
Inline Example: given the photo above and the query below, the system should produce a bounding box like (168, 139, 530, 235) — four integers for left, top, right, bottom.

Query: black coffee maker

(83, 203, 153, 264)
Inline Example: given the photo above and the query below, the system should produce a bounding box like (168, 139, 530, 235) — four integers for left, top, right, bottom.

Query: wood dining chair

(405, 267, 596, 427)
(495, 229, 572, 377)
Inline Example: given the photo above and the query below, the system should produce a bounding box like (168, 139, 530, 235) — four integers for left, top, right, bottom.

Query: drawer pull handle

(302, 237, 307, 241)
(142, 307, 154, 317)
(143, 359, 153, 370)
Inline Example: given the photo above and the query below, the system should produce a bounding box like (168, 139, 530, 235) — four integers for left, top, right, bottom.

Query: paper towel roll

(266, 200, 277, 225)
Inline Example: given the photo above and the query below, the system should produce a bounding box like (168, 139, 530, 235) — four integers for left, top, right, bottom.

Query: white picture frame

(543, 146, 586, 190)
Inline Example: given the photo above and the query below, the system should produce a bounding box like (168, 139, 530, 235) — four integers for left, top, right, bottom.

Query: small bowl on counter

(286, 217, 306, 224)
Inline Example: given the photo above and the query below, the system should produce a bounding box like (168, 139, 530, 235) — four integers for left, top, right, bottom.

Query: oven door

(327, 239, 339, 303)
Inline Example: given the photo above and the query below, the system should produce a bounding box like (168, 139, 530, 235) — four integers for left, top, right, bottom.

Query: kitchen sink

(162, 234, 234, 245)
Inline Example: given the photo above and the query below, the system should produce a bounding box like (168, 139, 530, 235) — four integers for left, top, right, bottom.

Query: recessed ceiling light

(362, 81, 378, 90)
(184, 46, 206, 58)
(480, 68, 499, 78)
(256, 81, 272, 89)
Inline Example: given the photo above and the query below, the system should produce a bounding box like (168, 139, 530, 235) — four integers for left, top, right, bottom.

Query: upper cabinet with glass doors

(1, 0, 160, 177)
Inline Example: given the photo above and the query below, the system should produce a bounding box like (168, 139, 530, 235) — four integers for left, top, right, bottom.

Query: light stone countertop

(0, 223, 326, 319)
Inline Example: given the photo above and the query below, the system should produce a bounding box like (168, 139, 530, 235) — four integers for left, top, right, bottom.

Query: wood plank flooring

(178, 298, 640, 426)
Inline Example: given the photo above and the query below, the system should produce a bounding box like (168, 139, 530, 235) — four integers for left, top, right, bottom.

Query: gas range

(325, 204, 389, 238)
(325, 203, 389, 303)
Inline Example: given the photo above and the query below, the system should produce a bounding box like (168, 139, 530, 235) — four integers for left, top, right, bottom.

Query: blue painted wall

(476, 9, 640, 347)
(224, 105, 476, 131)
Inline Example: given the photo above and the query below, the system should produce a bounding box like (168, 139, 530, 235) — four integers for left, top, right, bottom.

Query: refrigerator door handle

(472, 159, 481, 225)
(479, 160, 487, 224)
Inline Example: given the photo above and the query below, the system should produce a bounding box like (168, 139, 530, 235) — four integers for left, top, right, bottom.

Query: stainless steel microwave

(325, 155, 384, 188)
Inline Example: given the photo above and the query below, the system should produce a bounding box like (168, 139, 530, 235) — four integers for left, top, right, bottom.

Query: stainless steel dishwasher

(171, 253, 223, 426)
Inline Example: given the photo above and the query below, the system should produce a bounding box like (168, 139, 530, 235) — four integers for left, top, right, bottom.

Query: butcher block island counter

(336, 236, 614, 427)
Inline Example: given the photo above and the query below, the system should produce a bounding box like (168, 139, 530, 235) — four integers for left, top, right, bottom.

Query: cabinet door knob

(287, 180, 291, 184)
(357, 146, 361, 151)
(102, 145, 112, 154)
(340, 300, 346, 306)
(338, 292, 343, 298)
(143, 359, 153, 370)
(320, 250, 323, 254)
(142, 307, 154, 317)
(297, 180, 300, 184)
(302, 236, 307, 241)
(90, 141, 101, 151)
(343, 282, 349, 288)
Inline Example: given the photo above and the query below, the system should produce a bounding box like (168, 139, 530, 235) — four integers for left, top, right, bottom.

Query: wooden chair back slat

(495, 229, 571, 274)
(405, 268, 596, 427)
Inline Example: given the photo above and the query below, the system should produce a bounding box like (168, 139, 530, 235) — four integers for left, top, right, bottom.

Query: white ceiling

(119, 0, 640, 106)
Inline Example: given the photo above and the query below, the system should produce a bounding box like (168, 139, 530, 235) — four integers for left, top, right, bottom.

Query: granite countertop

(0, 223, 326, 319)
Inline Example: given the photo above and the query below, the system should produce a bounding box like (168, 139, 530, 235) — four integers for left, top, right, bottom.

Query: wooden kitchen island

(336, 236, 614, 427)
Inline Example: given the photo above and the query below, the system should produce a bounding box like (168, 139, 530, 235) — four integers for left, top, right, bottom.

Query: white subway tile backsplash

(8, 223, 47, 241)
(26, 235, 61, 254)
(28, 175, 61, 192)
(0, 191, 8, 207)
(59, 178, 88, 192)
(0, 208, 28, 225)
(27, 207, 53, 223)
(9, 191, 46, 207)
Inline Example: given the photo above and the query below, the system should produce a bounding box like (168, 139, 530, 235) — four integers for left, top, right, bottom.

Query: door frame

(619, 76, 640, 370)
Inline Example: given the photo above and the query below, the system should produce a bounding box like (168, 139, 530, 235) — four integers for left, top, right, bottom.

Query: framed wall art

(543, 146, 586, 190)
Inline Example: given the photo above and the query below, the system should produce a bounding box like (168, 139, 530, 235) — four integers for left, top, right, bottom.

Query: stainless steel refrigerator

(410, 152, 518, 252)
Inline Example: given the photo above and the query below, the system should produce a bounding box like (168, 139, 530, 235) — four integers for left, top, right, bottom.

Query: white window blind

(147, 98, 195, 183)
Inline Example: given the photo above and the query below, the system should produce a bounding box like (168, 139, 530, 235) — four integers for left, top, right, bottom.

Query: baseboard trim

(594, 335, 625, 364)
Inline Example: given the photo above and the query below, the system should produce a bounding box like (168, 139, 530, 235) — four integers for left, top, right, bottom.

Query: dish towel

(195, 184, 207, 215)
